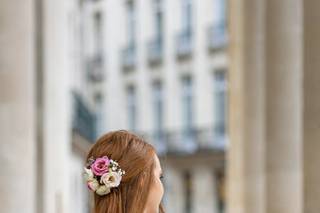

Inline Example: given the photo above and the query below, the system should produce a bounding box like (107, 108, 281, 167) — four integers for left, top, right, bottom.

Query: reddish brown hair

(86, 130, 165, 213)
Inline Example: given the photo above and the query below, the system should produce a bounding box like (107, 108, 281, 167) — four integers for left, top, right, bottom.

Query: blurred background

(1, 0, 319, 213)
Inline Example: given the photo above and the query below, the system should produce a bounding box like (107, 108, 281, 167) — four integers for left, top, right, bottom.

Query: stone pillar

(164, 165, 184, 213)
(227, 0, 266, 213)
(0, 0, 36, 213)
(265, 0, 303, 213)
(303, 0, 320, 212)
(42, 0, 72, 212)
(193, 167, 217, 213)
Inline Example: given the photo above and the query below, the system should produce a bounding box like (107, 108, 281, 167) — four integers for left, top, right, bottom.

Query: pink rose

(90, 156, 110, 176)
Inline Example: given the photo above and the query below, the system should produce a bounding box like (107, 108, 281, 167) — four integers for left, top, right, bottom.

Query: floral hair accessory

(84, 156, 125, 196)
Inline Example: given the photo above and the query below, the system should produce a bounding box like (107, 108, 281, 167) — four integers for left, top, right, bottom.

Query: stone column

(164, 165, 184, 213)
(0, 0, 36, 213)
(227, 0, 266, 213)
(42, 0, 72, 212)
(193, 167, 217, 213)
(265, 0, 303, 213)
(303, 0, 320, 212)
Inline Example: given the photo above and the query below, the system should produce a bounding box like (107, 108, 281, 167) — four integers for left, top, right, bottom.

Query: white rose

(84, 168, 94, 181)
(96, 185, 111, 196)
(101, 171, 122, 188)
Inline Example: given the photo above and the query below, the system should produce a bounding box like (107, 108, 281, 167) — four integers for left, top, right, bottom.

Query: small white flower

(84, 168, 94, 181)
(111, 160, 119, 166)
(96, 185, 111, 196)
(101, 171, 122, 188)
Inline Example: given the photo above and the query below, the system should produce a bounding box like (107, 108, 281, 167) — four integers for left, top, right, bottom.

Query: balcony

(87, 52, 104, 82)
(196, 125, 227, 151)
(147, 37, 163, 66)
(150, 126, 227, 155)
(207, 22, 228, 51)
(72, 93, 96, 142)
(121, 44, 136, 71)
(140, 126, 227, 156)
(175, 29, 193, 59)
(150, 131, 167, 155)
(165, 128, 198, 154)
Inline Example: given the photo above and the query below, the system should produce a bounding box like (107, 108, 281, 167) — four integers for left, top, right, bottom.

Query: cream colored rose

(84, 168, 94, 181)
(100, 171, 122, 188)
(96, 185, 111, 196)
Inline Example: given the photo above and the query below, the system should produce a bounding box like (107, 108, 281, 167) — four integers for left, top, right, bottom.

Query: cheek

(146, 179, 164, 212)
(149, 178, 164, 204)
(155, 178, 164, 199)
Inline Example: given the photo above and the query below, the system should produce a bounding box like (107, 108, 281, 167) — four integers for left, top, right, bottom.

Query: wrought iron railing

(196, 125, 227, 151)
(144, 126, 227, 155)
(72, 93, 96, 142)
(165, 128, 198, 154)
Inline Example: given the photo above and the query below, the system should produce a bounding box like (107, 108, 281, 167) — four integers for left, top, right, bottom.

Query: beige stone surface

(0, 1, 36, 213)
(227, 0, 266, 213)
(265, 0, 303, 212)
(303, 0, 320, 212)
(163, 165, 185, 213)
(193, 166, 218, 213)
(227, 0, 312, 213)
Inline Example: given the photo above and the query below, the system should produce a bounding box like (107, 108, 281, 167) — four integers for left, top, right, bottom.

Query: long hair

(86, 130, 165, 213)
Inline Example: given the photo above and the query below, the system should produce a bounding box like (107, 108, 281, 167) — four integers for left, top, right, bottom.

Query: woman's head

(86, 130, 164, 213)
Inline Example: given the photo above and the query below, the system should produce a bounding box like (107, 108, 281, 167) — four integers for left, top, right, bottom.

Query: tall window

(127, 86, 137, 131)
(94, 12, 103, 52)
(219, 0, 226, 25)
(127, 1, 136, 47)
(213, 71, 227, 138)
(94, 93, 105, 138)
(152, 81, 164, 140)
(182, 76, 193, 136)
(91, 11, 104, 80)
(213, 0, 226, 28)
(182, 0, 192, 33)
(183, 171, 193, 213)
(153, 0, 163, 41)
(215, 170, 226, 213)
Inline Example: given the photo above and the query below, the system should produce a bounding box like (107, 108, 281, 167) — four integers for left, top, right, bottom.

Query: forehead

(153, 155, 162, 172)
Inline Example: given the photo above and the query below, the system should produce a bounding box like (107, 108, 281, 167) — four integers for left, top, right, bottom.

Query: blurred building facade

(3, 0, 320, 213)
(68, 0, 108, 213)
(1, 0, 228, 213)
(98, 0, 228, 213)
(0, 0, 106, 213)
